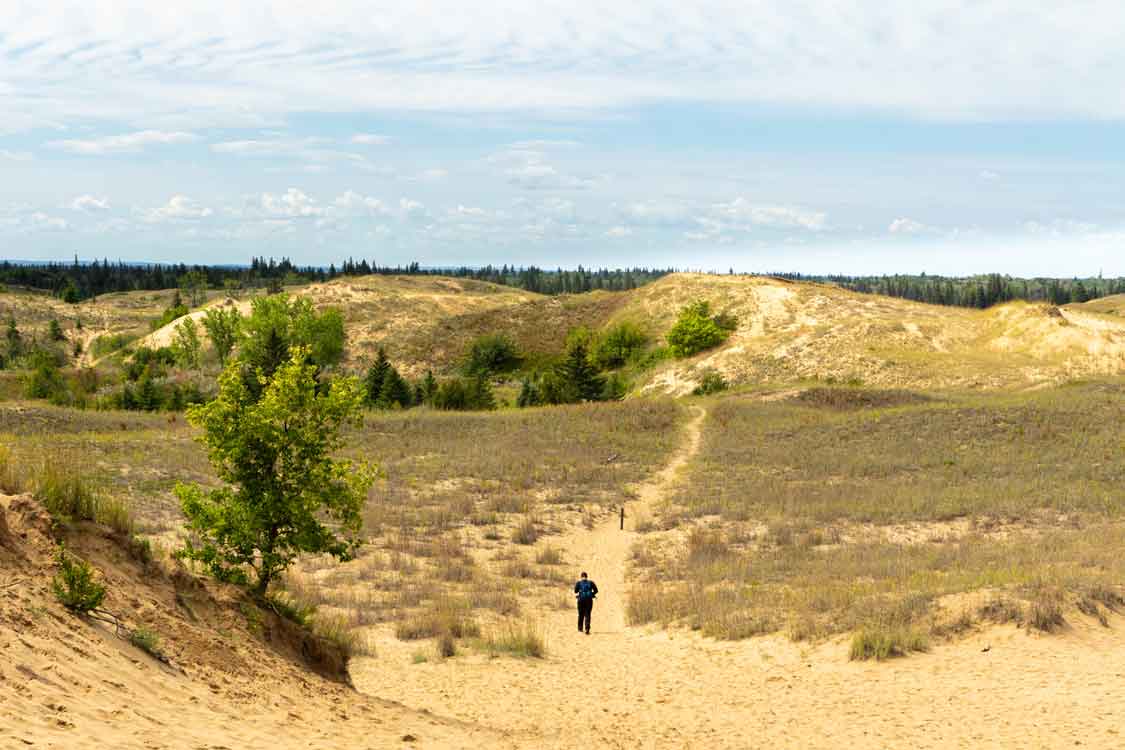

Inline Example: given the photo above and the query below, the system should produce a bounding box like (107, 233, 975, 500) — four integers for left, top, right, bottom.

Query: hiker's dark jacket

(575, 579, 598, 601)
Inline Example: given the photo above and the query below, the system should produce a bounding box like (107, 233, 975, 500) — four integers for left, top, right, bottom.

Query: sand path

(352, 406, 1125, 749)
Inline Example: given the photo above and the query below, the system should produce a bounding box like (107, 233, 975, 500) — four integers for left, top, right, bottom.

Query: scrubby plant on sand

(51, 544, 107, 613)
(175, 346, 376, 596)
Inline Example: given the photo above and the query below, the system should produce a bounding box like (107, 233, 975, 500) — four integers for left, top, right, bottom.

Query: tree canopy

(175, 347, 375, 595)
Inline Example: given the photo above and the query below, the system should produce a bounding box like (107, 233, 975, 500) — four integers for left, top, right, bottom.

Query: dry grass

(631, 382, 1125, 645)
(476, 620, 547, 658)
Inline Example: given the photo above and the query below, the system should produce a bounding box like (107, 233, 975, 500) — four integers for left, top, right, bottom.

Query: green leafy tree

(171, 317, 202, 369)
(239, 295, 344, 379)
(179, 270, 208, 307)
(592, 322, 648, 369)
(175, 347, 375, 596)
(666, 301, 733, 358)
(48, 319, 65, 342)
(202, 306, 241, 365)
(24, 352, 67, 401)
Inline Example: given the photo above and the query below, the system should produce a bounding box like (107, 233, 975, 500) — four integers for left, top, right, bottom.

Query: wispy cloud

(49, 130, 197, 155)
(145, 195, 213, 222)
(71, 195, 110, 212)
(351, 134, 392, 145)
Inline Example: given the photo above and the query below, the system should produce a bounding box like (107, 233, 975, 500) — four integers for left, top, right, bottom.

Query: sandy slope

(352, 407, 1125, 749)
(0, 493, 509, 750)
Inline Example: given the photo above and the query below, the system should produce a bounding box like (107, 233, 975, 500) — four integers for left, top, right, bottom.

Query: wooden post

(620, 506, 625, 530)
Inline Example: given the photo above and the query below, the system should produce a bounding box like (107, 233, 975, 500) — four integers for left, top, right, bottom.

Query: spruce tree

(364, 347, 391, 404)
(559, 342, 605, 402)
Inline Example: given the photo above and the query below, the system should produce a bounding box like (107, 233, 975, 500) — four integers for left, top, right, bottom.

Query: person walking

(574, 571, 598, 635)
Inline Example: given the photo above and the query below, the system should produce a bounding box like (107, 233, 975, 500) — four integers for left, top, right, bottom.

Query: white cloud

(12, 1, 1125, 130)
(27, 212, 69, 232)
(888, 217, 933, 235)
(605, 226, 632, 238)
(1023, 218, 1100, 236)
(0, 150, 32, 162)
(260, 188, 324, 218)
(622, 201, 691, 225)
(417, 168, 448, 181)
(712, 198, 826, 231)
(333, 190, 389, 216)
(979, 170, 1001, 181)
(351, 133, 391, 145)
(146, 195, 213, 222)
(71, 195, 110, 212)
(49, 131, 197, 155)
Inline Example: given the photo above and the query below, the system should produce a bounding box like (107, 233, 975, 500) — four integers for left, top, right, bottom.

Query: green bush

(593, 322, 648, 369)
(666, 301, 736, 358)
(51, 545, 107, 613)
(463, 334, 521, 376)
(692, 369, 728, 396)
(432, 376, 496, 411)
(130, 627, 163, 658)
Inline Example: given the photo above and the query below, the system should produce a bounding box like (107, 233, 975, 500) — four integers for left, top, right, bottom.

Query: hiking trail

(351, 403, 1125, 749)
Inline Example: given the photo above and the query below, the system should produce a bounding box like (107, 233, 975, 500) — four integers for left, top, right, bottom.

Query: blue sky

(2, 1, 1124, 275)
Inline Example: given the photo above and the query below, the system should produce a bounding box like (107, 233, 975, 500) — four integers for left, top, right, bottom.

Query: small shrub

(692, 369, 728, 396)
(130, 627, 163, 658)
(849, 626, 929, 661)
(592, 322, 648, 369)
(978, 596, 1024, 625)
(479, 620, 546, 658)
(462, 334, 521, 376)
(1077, 596, 1108, 627)
(51, 545, 107, 613)
(512, 517, 540, 545)
(394, 599, 480, 641)
(1027, 588, 1066, 632)
(667, 301, 735, 358)
(535, 547, 563, 565)
(437, 632, 457, 659)
(266, 591, 315, 627)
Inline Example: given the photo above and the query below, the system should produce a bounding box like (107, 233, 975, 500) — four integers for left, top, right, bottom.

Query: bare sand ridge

(0, 493, 511, 750)
(352, 407, 1125, 749)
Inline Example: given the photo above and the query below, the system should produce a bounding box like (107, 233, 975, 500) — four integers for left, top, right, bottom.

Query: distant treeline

(0, 257, 672, 301)
(770, 272, 1125, 309)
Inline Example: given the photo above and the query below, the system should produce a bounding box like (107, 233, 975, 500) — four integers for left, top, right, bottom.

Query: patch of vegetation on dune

(630, 381, 1125, 645)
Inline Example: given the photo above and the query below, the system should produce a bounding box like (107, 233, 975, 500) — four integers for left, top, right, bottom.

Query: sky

(1, 1, 1124, 276)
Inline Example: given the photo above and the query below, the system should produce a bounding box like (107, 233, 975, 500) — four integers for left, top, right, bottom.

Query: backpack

(576, 579, 595, 601)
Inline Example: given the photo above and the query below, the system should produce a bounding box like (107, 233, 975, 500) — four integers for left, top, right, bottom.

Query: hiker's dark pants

(577, 598, 593, 632)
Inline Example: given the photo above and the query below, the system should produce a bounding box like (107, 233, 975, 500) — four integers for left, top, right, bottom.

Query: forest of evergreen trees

(3, 258, 1123, 310)
(0, 257, 672, 301)
(770, 272, 1125, 308)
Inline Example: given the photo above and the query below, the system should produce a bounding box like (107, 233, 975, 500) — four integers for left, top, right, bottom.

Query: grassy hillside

(7, 273, 1125, 395)
(629, 381, 1125, 646)
(621, 274, 1125, 394)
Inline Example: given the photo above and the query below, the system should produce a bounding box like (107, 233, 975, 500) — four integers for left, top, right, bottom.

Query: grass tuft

(849, 626, 929, 661)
